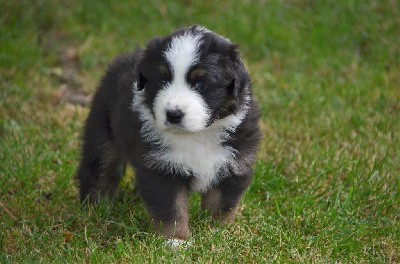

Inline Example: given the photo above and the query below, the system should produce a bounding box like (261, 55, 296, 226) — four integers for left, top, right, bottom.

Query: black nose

(166, 109, 184, 124)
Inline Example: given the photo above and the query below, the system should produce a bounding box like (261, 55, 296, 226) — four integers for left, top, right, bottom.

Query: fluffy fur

(77, 25, 261, 240)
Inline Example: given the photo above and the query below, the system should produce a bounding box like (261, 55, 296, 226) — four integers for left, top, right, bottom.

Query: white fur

(154, 31, 210, 132)
(164, 31, 202, 77)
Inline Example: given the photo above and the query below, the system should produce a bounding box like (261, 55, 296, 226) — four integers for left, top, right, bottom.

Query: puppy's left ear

(226, 45, 250, 98)
(136, 37, 163, 91)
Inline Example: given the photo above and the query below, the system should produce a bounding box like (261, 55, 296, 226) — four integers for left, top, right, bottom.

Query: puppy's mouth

(163, 122, 200, 135)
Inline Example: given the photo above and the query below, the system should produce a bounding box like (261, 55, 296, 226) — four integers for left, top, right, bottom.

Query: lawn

(1, 0, 399, 262)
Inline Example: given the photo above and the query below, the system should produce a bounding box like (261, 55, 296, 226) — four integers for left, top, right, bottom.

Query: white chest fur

(146, 127, 237, 192)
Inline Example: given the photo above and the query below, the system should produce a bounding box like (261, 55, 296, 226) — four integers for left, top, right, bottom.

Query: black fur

(76, 26, 261, 239)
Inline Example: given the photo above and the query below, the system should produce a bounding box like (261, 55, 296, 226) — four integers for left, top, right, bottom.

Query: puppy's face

(137, 26, 249, 133)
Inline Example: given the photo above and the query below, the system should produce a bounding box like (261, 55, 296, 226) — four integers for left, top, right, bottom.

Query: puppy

(77, 25, 261, 243)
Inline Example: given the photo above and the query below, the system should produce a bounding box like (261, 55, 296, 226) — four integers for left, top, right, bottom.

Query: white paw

(164, 238, 192, 249)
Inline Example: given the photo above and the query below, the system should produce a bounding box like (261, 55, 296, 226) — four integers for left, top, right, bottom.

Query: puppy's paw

(165, 238, 192, 250)
(210, 226, 219, 234)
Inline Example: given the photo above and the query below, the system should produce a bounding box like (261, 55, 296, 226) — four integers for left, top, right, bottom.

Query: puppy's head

(136, 26, 250, 133)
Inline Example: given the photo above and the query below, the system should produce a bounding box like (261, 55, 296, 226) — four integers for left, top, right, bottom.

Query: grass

(1, 0, 399, 262)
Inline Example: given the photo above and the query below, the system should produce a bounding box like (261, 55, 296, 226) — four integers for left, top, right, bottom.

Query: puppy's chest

(148, 134, 236, 192)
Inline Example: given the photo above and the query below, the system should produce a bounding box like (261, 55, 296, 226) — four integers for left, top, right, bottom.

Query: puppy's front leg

(136, 169, 191, 239)
(201, 174, 251, 225)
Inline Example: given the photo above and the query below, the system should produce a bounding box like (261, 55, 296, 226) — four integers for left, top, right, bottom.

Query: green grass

(1, 0, 399, 262)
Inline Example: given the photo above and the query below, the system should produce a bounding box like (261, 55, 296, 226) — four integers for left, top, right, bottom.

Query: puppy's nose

(166, 109, 184, 124)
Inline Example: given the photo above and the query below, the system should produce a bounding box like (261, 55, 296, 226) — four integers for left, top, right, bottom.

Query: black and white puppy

(77, 25, 261, 243)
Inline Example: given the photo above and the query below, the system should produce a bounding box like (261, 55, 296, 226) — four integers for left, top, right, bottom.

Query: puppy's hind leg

(77, 140, 126, 205)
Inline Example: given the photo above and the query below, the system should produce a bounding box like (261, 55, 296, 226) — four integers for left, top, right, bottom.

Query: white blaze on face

(153, 32, 210, 132)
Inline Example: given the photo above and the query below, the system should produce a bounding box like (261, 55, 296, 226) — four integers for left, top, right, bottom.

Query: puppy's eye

(194, 82, 204, 90)
(159, 65, 171, 81)
(189, 68, 206, 81)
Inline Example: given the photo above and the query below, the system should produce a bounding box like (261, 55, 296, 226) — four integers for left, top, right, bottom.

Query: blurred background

(1, 0, 399, 262)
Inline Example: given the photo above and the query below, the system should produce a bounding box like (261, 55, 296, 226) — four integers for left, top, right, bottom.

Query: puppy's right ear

(137, 71, 148, 91)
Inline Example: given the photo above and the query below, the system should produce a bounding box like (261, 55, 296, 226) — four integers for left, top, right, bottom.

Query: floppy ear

(137, 71, 147, 91)
(136, 37, 163, 91)
(226, 45, 250, 98)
